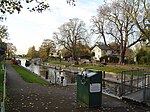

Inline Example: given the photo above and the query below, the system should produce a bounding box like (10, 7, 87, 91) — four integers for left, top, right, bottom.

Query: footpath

(6, 61, 150, 112)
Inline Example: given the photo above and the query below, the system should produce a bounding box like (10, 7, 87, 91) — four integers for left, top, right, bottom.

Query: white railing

(1, 64, 6, 112)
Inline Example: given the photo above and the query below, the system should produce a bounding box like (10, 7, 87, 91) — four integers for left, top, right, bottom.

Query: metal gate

(120, 69, 150, 102)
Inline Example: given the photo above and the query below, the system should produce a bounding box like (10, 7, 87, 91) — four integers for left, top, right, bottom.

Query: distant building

(91, 42, 118, 60)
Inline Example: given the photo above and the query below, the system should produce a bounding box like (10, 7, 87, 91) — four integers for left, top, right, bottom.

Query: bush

(140, 55, 150, 65)
(136, 46, 150, 65)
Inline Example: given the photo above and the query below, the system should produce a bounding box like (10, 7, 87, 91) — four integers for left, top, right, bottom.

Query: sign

(90, 83, 101, 93)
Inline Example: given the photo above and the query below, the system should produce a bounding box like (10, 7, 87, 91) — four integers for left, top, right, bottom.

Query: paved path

(6, 61, 150, 112)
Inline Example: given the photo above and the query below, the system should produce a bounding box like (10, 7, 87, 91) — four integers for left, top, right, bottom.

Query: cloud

(4, 0, 103, 54)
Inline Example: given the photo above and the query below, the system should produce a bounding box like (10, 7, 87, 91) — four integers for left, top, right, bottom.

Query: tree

(27, 46, 38, 59)
(76, 42, 91, 59)
(0, 0, 50, 14)
(53, 18, 88, 64)
(0, 39, 7, 55)
(118, 0, 150, 45)
(39, 47, 47, 60)
(135, 44, 150, 64)
(39, 39, 56, 59)
(91, 1, 146, 64)
(7, 43, 17, 58)
(62, 43, 91, 60)
(0, 0, 78, 15)
(0, 25, 9, 40)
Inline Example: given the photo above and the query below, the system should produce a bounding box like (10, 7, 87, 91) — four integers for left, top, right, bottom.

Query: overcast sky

(2, 0, 106, 54)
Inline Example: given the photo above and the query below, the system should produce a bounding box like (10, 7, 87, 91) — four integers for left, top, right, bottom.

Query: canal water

(20, 59, 77, 85)
(20, 59, 129, 96)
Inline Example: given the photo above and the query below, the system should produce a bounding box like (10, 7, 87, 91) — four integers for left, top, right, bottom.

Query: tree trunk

(72, 50, 79, 65)
(118, 40, 127, 64)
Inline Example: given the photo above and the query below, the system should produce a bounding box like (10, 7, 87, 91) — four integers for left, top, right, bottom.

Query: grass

(49, 61, 124, 73)
(0, 58, 5, 101)
(49, 61, 150, 76)
(49, 61, 71, 66)
(127, 64, 150, 68)
(12, 65, 49, 86)
(0, 69, 4, 101)
(122, 70, 145, 76)
(73, 65, 124, 73)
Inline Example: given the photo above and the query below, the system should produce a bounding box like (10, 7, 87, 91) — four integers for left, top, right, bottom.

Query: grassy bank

(49, 61, 124, 73)
(49, 61, 71, 66)
(12, 65, 49, 86)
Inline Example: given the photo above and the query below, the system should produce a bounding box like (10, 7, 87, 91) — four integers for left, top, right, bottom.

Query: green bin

(77, 69, 102, 108)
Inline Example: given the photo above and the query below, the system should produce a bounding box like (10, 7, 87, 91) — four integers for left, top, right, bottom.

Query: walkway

(6, 61, 150, 112)
(122, 89, 145, 103)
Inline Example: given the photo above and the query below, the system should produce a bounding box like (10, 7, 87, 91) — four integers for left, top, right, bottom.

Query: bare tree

(91, 1, 141, 64)
(119, 0, 150, 45)
(53, 18, 88, 64)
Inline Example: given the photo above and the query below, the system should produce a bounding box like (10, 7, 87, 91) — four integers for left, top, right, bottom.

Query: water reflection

(20, 59, 77, 85)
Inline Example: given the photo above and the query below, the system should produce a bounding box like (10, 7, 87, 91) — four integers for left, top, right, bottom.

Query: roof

(91, 43, 111, 51)
(97, 44, 111, 50)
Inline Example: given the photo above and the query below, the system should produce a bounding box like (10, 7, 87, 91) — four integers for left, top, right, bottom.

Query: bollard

(45, 71, 49, 79)
(63, 78, 67, 86)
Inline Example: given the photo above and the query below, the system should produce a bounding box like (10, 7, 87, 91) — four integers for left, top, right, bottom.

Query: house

(91, 42, 117, 61)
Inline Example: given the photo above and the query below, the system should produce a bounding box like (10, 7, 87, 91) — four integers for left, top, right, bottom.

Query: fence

(120, 70, 146, 95)
(143, 73, 150, 101)
(102, 69, 150, 102)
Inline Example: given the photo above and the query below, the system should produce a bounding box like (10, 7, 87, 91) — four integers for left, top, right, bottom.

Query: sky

(2, 0, 106, 55)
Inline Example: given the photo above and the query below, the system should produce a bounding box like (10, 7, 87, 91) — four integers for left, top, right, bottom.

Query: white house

(91, 43, 113, 60)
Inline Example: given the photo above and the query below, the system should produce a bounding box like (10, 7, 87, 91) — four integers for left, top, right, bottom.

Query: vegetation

(49, 61, 124, 73)
(0, 0, 50, 14)
(49, 61, 71, 67)
(0, 67, 4, 101)
(27, 46, 39, 59)
(62, 43, 91, 60)
(7, 43, 17, 59)
(12, 65, 49, 86)
(0, 0, 77, 16)
(53, 18, 89, 64)
(0, 25, 9, 39)
(0, 58, 5, 101)
(91, 0, 150, 64)
(39, 39, 56, 60)
(75, 65, 124, 73)
(135, 45, 150, 65)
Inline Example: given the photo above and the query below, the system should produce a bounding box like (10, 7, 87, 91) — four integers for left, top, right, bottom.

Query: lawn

(48, 61, 150, 75)
(49, 61, 125, 73)
(49, 61, 72, 67)
(12, 65, 49, 86)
